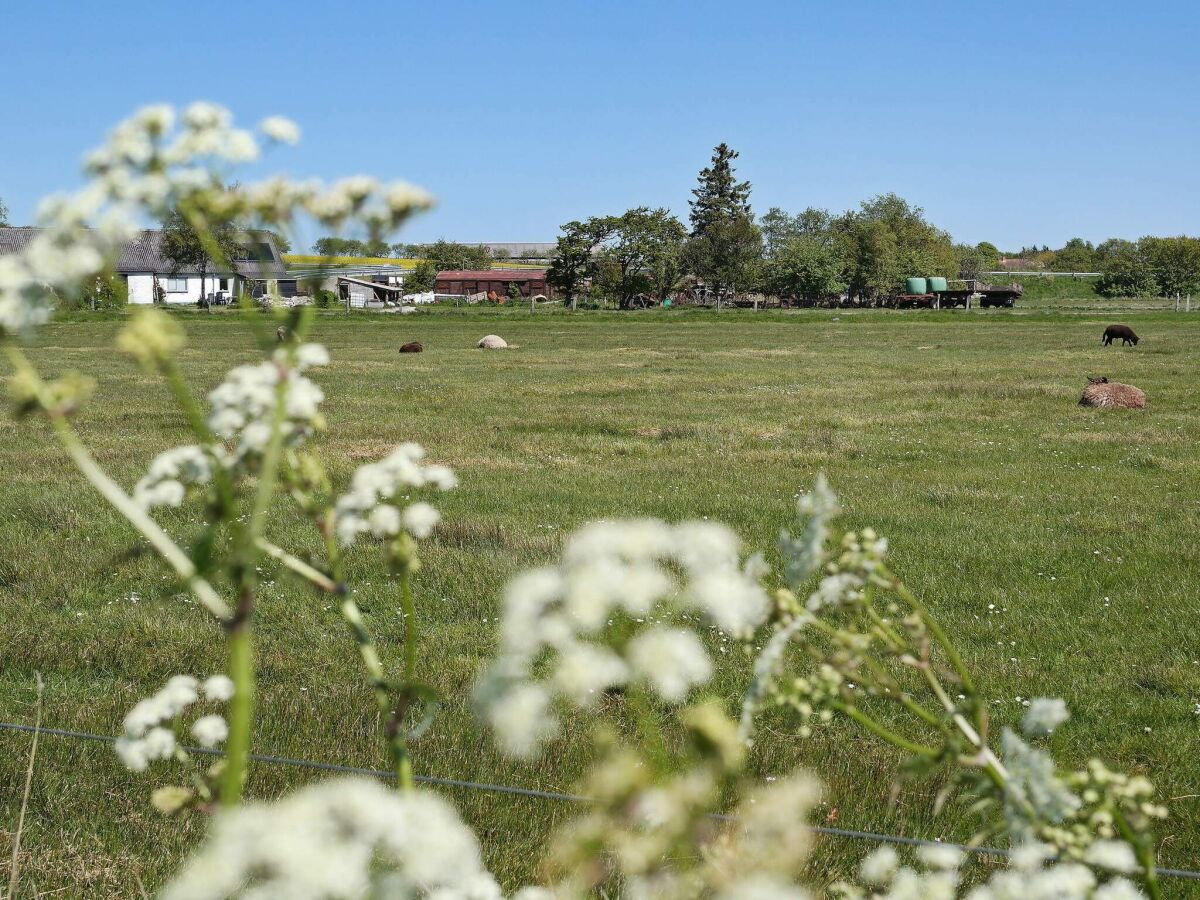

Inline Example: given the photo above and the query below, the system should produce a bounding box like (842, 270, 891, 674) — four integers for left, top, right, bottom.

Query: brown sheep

(1102, 324, 1139, 346)
(1079, 376, 1146, 409)
(398, 341, 424, 353)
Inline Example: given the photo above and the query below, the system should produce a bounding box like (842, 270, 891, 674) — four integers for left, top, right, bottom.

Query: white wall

(125, 273, 241, 305)
(127, 274, 156, 304)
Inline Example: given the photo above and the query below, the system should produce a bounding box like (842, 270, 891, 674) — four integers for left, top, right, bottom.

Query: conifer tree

(688, 143, 752, 237)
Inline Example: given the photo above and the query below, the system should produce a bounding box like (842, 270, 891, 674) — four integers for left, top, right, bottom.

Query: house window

(165, 277, 188, 293)
(219, 278, 230, 291)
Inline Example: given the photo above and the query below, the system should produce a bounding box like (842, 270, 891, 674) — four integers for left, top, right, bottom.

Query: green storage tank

(928, 276, 948, 293)
(906, 277, 928, 295)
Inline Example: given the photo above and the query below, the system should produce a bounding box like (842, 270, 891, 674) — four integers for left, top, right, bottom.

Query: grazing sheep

(1102, 324, 1139, 346)
(399, 341, 423, 353)
(477, 334, 508, 350)
(1079, 376, 1146, 409)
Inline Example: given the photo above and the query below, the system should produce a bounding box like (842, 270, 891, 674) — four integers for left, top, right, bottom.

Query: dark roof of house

(435, 269, 547, 281)
(0, 227, 287, 278)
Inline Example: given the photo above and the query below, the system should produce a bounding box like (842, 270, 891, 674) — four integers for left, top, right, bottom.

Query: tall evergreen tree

(688, 143, 752, 237)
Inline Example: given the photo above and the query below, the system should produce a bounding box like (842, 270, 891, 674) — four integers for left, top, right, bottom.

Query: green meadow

(2, 304, 1198, 896)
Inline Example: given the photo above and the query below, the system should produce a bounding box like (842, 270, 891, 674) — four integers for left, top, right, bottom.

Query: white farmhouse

(0, 227, 292, 304)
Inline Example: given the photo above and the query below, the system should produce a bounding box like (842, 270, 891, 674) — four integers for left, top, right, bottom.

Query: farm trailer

(885, 278, 1023, 309)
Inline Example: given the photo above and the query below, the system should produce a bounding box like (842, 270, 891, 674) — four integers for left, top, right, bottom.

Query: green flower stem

(221, 370, 290, 806)
(804, 612, 947, 735)
(830, 701, 939, 758)
(221, 617, 254, 807)
(340, 597, 414, 790)
(1113, 804, 1162, 900)
(255, 537, 339, 593)
(3, 346, 231, 621)
(399, 570, 418, 683)
(884, 569, 977, 697)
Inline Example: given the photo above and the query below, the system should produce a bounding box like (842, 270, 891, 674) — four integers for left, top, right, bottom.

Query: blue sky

(1, 1, 1197, 252)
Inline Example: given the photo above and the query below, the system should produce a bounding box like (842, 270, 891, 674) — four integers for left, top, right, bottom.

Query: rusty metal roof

(435, 269, 546, 281)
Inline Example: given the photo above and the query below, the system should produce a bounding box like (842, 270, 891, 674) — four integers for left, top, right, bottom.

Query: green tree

(846, 218, 900, 301)
(1095, 239, 1156, 297)
(1137, 235, 1200, 297)
(974, 241, 1001, 270)
(0, 196, 9, 226)
(259, 230, 290, 254)
(547, 218, 613, 310)
(836, 194, 957, 301)
(685, 213, 763, 304)
(362, 238, 391, 258)
(313, 237, 368, 257)
(410, 240, 492, 271)
(160, 208, 241, 305)
(595, 208, 687, 308)
(1050, 237, 1098, 272)
(688, 143, 752, 237)
(765, 235, 845, 301)
(404, 259, 437, 293)
(760, 206, 833, 257)
(686, 144, 760, 304)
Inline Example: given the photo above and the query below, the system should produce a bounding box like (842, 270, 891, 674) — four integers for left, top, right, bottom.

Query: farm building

(435, 269, 551, 299)
(0, 227, 291, 303)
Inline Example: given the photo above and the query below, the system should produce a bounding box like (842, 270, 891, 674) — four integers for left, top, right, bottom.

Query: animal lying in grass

(399, 341, 423, 353)
(1102, 324, 1139, 346)
(1079, 376, 1146, 409)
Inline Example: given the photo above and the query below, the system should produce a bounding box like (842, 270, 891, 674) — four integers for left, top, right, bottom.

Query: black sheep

(399, 341, 423, 353)
(1102, 324, 1139, 346)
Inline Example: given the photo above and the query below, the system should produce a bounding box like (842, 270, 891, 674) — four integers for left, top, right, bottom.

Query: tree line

(543, 146, 1200, 306)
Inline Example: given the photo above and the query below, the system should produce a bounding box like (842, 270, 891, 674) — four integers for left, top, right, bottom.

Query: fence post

(1175, 293, 1180, 312)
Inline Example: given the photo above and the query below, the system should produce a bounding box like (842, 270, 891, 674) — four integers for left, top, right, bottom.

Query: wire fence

(2, 720, 1197, 882)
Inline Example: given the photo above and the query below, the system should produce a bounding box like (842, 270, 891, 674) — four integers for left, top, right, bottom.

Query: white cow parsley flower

(190, 714, 229, 748)
(202, 675, 234, 701)
(1023, 697, 1070, 737)
(477, 517, 771, 756)
(1082, 839, 1138, 874)
(333, 444, 454, 547)
(259, 115, 301, 145)
(627, 627, 713, 703)
(160, 779, 501, 900)
(132, 445, 215, 510)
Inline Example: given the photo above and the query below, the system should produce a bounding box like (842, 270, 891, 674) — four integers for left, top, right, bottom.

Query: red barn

(435, 269, 551, 299)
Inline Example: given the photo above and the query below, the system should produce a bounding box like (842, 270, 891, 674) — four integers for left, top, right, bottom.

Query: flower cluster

(778, 474, 840, 590)
(836, 840, 1146, 900)
(542, 739, 816, 900)
(133, 445, 217, 509)
(1023, 697, 1070, 737)
(159, 778, 501, 900)
(0, 101, 433, 337)
(207, 343, 329, 460)
(476, 519, 771, 757)
(115, 674, 233, 772)
(333, 443, 457, 547)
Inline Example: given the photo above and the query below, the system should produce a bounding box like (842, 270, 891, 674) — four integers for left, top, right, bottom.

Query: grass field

(2, 304, 1199, 896)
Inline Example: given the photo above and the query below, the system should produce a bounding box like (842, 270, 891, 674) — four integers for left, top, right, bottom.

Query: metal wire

(2, 721, 1196, 881)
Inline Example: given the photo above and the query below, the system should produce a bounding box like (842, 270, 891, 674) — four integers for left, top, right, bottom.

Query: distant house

(435, 269, 551, 299)
(0, 227, 291, 303)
